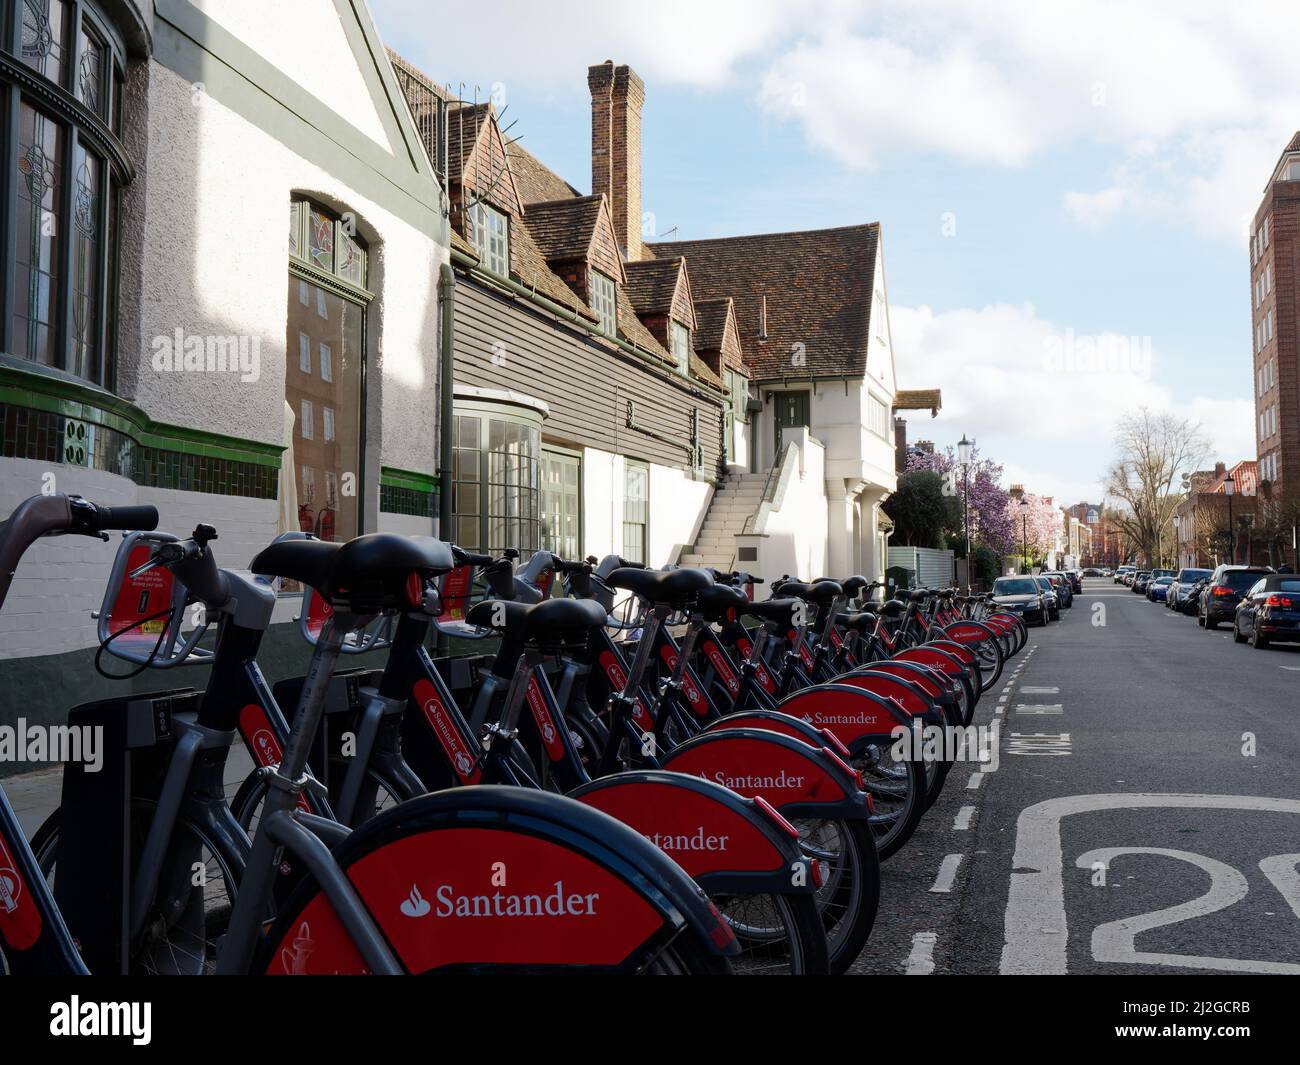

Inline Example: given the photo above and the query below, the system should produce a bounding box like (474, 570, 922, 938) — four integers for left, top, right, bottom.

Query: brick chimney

(588, 60, 644, 262)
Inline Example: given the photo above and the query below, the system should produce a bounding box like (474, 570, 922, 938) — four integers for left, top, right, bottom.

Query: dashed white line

(953, 805, 976, 830)
(1021, 686, 1059, 694)
(931, 854, 964, 893)
(905, 932, 938, 974)
(966, 771, 986, 790)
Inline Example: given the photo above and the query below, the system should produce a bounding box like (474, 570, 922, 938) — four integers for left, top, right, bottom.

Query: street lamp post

(1019, 498, 1030, 574)
(1224, 475, 1235, 565)
(958, 434, 973, 591)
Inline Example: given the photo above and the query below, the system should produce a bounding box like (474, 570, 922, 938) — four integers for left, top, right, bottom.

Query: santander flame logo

(401, 884, 431, 918)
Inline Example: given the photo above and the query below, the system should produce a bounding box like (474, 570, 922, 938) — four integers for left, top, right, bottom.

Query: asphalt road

(849, 577, 1300, 975)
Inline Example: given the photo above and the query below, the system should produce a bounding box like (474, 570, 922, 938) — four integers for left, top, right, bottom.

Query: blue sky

(372, 0, 1297, 506)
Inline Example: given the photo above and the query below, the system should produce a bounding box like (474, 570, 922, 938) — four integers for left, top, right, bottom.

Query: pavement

(848, 577, 1300, 975)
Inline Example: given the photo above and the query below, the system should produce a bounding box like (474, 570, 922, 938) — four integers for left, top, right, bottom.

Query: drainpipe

(438, 261, 455, 542)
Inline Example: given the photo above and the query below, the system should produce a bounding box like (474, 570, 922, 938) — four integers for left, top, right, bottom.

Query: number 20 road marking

(1000, 793, 1300, 974)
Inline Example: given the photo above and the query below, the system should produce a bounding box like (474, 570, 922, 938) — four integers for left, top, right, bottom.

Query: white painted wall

(648, 463, 712, 565)
(579, 445, 712, 567)
(738, 430, 827, 583)
(190, 0, 392, 151)
(124, 61, 445, 488)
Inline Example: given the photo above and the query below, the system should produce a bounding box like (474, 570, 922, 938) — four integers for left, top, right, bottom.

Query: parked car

(1198, 565, 1276, 629)
(1115, 566, 1135, 584)
(1042, 572, 1074, 607)
(1168, 568, 1212, 611)
(1082, 567, 1102, 577)
(1132, 571, 1153, 593)
(1146, 575, 1174, 602)
(1064, 569, 1083, 594)
(1034, 576, 1061, 621)
(1233, 575, 1300, 649)
(992, 576, 1048, 626)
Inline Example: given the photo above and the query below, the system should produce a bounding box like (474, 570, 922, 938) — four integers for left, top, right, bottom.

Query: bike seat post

(277, 612, 360, 789)
(487, 648, 540, 754)
(667, 612, 705, 690)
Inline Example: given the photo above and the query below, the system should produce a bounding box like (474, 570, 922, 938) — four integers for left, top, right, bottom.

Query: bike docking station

(51, 531, 216, 974)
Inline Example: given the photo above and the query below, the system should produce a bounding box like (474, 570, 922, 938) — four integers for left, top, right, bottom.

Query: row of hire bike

(0, 493, 1026, 975)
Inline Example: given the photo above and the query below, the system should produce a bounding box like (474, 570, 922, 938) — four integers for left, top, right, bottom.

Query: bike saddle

(838, 611, 875, 633)
(840, 576, 868, 598)
(778, 579, 842, 605)
(607, 566, 713, 607)
(465, 596, 607, 650)
(698, 582, 749, 623)
(252, 533, 454, 612)
(908, 589, 929, 603)
(744, 598, 803, 629)
(879, 599, 905, 618)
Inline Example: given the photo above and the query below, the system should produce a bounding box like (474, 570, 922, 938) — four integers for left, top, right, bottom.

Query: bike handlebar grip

(93, 504, 159, 532)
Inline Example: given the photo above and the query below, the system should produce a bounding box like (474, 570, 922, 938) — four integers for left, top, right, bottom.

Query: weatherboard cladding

(453, 281, 724, 472)
(649, 223, 879, 381)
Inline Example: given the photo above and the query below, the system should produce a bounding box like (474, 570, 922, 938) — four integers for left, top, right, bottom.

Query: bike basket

(96, 531, 213, 667)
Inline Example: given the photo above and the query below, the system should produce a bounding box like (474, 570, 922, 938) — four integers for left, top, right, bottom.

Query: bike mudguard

(855, 660, 961, 726)
(770, 682, 913, 754)
(257, 787, 739, 974)
(569, 770, 814, 896)
(660, 726, 867, 820)
(702, 709, 853, 761)
(893, 646, 978, 722)
(0, 788, 85, 974)
(834, 670, 942, 726)
(941, 620, 1001, 648)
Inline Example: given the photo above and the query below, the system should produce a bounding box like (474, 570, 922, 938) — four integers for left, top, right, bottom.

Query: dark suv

(1199, 565, 1275, 629)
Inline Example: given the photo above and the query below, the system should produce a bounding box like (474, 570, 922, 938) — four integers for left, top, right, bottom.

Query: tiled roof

(508, 143, 582, 204)
(693, 298, 731, 351)
(522, 196, 604, 262)
(623, 258, 684, 316)
(446, 102, 490, 184)
(450, 228, 477, 258)
(510, 216, 599, 322)
(614, 284, 674, 366)
(649, 223, 879, 381)
(894, 388, 942, 414)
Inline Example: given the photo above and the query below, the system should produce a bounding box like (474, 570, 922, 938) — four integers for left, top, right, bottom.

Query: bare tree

(1105, 409, 1210, 566)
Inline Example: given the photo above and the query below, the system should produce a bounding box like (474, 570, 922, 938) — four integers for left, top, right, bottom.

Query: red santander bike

(1, 494, 738, 974)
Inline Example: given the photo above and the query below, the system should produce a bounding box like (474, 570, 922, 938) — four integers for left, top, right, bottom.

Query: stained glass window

(307, 208, 334, 272)
(289, 200, 367, 290)
(71, 142, 100, 379)
(76, 25, 105, 117)
(21, 0, 71, 87)
(14, 103, 64, 367)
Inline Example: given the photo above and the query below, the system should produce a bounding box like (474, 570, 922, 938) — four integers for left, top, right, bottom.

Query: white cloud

(751, 0, 1300, 240)
(892, 301, 1252, 499)
(369, 0, 803, 90)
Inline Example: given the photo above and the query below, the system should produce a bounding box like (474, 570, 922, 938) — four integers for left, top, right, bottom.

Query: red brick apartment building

(1249, 135, 1300, 567)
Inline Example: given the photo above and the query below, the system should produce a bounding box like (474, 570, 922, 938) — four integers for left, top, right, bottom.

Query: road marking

(1016, 703, 1064, 715)
(953, 805, 976, 830)
(931, 853, 964, 893)
(905, 932, 938, 974)
(1000, 793, 1300, 974)
(1021, 686, 1059, 694)
(1259, 854, 1300, 919)
(1007, 731, 1071, 755)
(967, 771, 986, 789)
(1281, 666, 1300, 672)
(1075, 847, 1300, 974)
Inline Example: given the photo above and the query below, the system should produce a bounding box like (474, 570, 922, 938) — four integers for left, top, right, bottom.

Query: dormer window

(590, 269, 617, 336)
(671, 321, 691, 374)
(470, 200, 509, 276)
